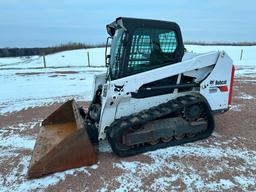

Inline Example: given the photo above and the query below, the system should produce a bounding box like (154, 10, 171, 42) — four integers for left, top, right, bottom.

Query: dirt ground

(0, 78, 256, 191)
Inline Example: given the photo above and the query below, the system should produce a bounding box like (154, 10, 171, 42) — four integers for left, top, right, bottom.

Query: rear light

(228, 65, 235, 106)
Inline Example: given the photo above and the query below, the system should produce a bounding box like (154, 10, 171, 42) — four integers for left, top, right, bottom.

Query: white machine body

(93, 51, 234, 140)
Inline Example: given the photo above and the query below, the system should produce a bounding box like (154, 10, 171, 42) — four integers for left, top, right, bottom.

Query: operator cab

(106, 17, 184, 80)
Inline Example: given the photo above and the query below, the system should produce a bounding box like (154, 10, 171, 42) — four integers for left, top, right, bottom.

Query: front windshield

(109, 29, 125, 80)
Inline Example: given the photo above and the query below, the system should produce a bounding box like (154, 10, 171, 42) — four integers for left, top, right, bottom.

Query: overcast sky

(0, 0, 255, 47)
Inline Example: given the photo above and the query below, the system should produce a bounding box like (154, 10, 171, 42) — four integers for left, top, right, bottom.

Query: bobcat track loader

(28, 17, 235, 178)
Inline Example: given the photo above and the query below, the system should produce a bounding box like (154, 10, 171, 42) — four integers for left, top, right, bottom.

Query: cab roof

(106, 17, 181, 37)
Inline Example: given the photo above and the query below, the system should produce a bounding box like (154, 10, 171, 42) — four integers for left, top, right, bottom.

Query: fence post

(87, 51, 90, 67)
(43, 54, 47, 68)
(240, 49, 243, 60)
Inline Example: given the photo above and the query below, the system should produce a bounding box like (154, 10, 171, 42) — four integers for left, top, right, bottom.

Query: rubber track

(106, 94, 215, 157)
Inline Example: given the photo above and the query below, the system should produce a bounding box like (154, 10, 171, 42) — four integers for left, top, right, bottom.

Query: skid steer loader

(28, 17, 235, 178)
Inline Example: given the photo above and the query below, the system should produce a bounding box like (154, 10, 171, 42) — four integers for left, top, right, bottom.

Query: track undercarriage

(106, 94, 214, 156)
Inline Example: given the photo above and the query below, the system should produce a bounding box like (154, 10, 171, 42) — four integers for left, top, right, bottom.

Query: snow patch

(207, 179, 235, 190)
(236, 79, 256, 82)
(115, 173, 143, 192)
(90, 164, 98, 170)
(113, 135, 256, 191)
(0, 134, 35, 149)
(238, 92, 254, 100)
(234, 66, 256, 78)
(113, 161, 138, 173)
(0, 122, 38, 149)
(230, 104, 242, 111)
(234, 176, 255, 188)
(97, 187, 109, 192)
(151, 176, 180, 191)
(0, 155, 91, 192)
(0, 96, 81, 115)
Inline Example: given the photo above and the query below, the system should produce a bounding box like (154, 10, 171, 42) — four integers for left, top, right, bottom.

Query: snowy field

(0, 46, 256, 191)
(0, 48, 106, 114)
(186, 45, 256, 78)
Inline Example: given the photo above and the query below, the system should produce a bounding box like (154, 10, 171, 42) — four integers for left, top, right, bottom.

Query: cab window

(127, 28, 178, 76)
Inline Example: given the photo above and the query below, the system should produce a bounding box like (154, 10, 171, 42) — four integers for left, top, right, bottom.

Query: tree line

(0, 42, 105, 58)
(185, 41, 256, 46)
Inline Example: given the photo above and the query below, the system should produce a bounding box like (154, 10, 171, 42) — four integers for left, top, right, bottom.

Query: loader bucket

(28, 100, 97, 178)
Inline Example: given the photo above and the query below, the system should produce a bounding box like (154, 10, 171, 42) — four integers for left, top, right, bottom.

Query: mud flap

(28, 100, 97, 178)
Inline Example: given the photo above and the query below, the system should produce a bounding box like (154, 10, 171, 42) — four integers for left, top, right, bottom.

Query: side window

(127, 32, 152, 74)
(159, 31, 177, 53)
(127, 28, 178, 76)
